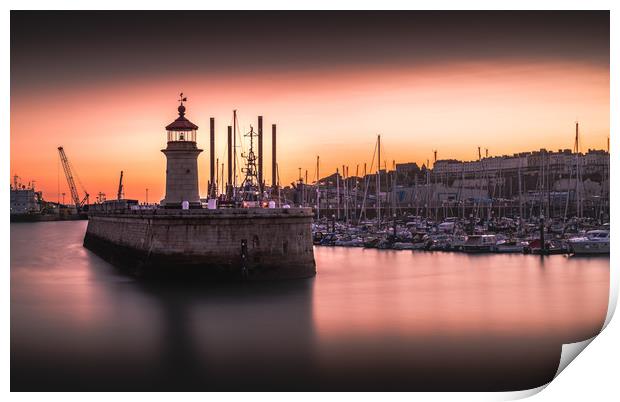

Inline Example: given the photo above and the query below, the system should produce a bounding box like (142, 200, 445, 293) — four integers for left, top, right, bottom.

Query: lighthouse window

(167, 130, 196, 142)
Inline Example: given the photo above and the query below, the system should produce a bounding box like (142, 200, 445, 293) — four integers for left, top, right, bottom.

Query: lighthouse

(162, 95, 203, 208)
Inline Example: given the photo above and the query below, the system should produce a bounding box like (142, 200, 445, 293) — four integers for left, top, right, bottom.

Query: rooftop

(165, 104, 199, 131)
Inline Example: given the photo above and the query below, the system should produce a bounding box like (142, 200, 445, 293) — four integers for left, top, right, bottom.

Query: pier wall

(84, 208, 316, 280)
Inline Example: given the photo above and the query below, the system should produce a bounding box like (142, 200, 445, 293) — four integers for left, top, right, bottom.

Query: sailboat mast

(392, 160, 397, 219)
(276, 162, 281, 207)
(316, 156, 320, 220)
(518, 158, 523, 223)
(355, 164, 359, 221)
(359, 162, 368, 223)
(377, 134, 381, 224)
(342, 165, 346, 224)
(460, 164, 465, 219)
(574, 121, 581, 218)
(336, 167, 340, 220)
(221, 162, 225, 196)
(426, 159, 430, 219)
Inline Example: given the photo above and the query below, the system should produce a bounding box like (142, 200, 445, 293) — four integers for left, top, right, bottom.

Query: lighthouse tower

(162, 95, 203, 208)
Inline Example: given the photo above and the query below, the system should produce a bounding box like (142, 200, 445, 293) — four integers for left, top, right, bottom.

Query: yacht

(461, 235, 497, 253)
(568, 230, 610, 255)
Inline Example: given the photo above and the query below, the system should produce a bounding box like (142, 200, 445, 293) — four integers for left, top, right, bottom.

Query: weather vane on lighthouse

(178, 92, 187, 106)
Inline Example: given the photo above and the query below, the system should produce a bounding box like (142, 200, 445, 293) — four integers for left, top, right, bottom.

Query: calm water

(11, 221, 609, 391)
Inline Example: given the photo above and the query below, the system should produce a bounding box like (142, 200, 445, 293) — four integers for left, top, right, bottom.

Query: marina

(311, 216, 609, 256)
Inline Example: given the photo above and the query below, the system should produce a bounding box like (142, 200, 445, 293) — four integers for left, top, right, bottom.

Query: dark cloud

(11, 11, 609, 90)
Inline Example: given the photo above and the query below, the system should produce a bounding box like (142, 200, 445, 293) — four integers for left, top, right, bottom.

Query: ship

(10, 175, 85, 222)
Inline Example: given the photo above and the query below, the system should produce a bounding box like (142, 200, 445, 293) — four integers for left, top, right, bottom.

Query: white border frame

(3, 2, 617, 401)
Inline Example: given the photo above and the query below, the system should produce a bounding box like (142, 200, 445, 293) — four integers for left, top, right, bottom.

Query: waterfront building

(300, 147, 609, 220)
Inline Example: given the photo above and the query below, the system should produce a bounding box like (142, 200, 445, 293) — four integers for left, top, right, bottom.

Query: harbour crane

(117, 171, 124, 200)
(57, 146, 89, 211)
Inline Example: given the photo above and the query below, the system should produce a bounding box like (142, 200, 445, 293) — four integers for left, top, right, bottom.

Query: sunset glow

(10, 11, 609, 203)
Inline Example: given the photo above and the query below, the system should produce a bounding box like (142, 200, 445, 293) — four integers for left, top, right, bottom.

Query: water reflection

(135, 279, 319, 390)
(311, 247, 608, 390)
(11, 222, 609, 391)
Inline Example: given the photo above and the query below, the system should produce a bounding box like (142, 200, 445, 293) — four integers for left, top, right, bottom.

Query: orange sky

(10, 60, 609, 203)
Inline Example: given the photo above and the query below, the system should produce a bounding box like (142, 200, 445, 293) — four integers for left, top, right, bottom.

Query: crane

(117, 170, 124, 200)
(58, 146, 89, 211)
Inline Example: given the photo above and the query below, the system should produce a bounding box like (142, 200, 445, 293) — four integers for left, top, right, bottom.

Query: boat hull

(494, 245, 524, 253)
(569, 241, 610, 255)
(461, 245, 496, 253)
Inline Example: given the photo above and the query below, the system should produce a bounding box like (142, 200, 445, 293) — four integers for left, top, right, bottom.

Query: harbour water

(11, 221, 609, 391)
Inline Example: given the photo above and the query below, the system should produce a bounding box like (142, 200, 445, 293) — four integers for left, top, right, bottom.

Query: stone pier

(84, 208, 316, 280)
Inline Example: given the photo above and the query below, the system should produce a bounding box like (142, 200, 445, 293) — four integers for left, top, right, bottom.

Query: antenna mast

(239, 126, 260, 203)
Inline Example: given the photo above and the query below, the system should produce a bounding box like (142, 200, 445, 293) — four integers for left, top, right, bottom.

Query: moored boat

(494, 239, 527, 253)
(524, 239, 570, 255)
(568, 230, 610, 255)
(461, 235, 497, 253)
